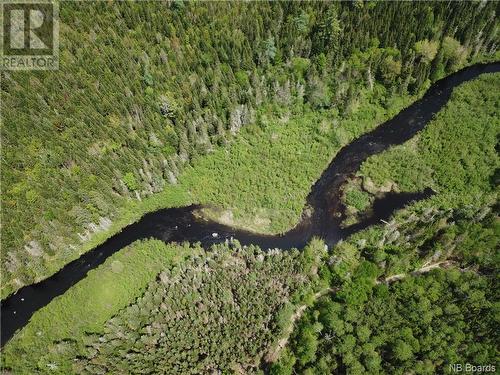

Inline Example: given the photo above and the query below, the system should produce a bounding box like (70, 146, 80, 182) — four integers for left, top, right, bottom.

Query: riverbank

(4, 62, 498, 375)
(342, 72, 500, 226)
(2, 89, 415, 300)
(1, 64, 498, 368)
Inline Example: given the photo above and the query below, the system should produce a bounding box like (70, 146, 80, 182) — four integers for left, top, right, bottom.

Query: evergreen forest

(1, 1, 499, 374)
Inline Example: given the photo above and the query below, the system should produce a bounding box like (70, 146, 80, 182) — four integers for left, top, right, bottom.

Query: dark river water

(1, 62, 499, 347)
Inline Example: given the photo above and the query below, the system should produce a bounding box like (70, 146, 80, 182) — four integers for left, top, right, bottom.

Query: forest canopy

(1, 2, 499, 374)
(2, 1, 498, 297)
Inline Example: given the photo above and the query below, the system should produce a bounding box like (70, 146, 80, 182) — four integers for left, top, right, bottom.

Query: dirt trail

(381, 260, 454, 284)
(265, 288, 336, 363)
(266, 260, 455, 364)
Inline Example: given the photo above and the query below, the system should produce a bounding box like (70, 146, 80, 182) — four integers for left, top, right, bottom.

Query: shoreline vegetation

(2, 2, 499, 373)
(341, 72, 500, 227)
(1, 86, 417, 299)
(3, 1, 499, 299)
(2, 69, 499, 373)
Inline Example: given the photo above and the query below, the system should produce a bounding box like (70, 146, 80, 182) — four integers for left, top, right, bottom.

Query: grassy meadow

(1, 90, 415, 373)
(342, 73, 500, 222)
(3, 73, 498, 374)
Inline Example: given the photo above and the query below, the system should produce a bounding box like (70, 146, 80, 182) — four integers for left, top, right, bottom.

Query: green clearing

(342, 73, 500, 221)
(1, 239, 326, 374)
(1, 240, 201, 373)
(180, 94, 414, 234)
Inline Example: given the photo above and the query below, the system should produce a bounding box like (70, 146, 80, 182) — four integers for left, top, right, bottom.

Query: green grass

(180, 109, 337, 234)
(1, 90, 416, 373)
(180, 93, 415, 234)
(349, 73, 499, 216)
(1, 240, 201, 374)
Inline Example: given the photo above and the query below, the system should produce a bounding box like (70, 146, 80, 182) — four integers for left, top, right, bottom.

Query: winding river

(1, 62, 499, 347)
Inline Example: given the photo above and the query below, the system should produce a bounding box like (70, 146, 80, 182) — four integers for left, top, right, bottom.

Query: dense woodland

(271, 206, 499, 374)
(76, 242, 323, 374)
(1, 2, 499, 374)
(2, 1, 499, 297)
(1, 239, 326, 374)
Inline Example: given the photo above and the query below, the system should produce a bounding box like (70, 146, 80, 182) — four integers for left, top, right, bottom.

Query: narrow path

(379, 260, 454, 284)
(1, 62, 499, 347)
(266, 259, 456, 365)
(265, 288, 336, 363)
